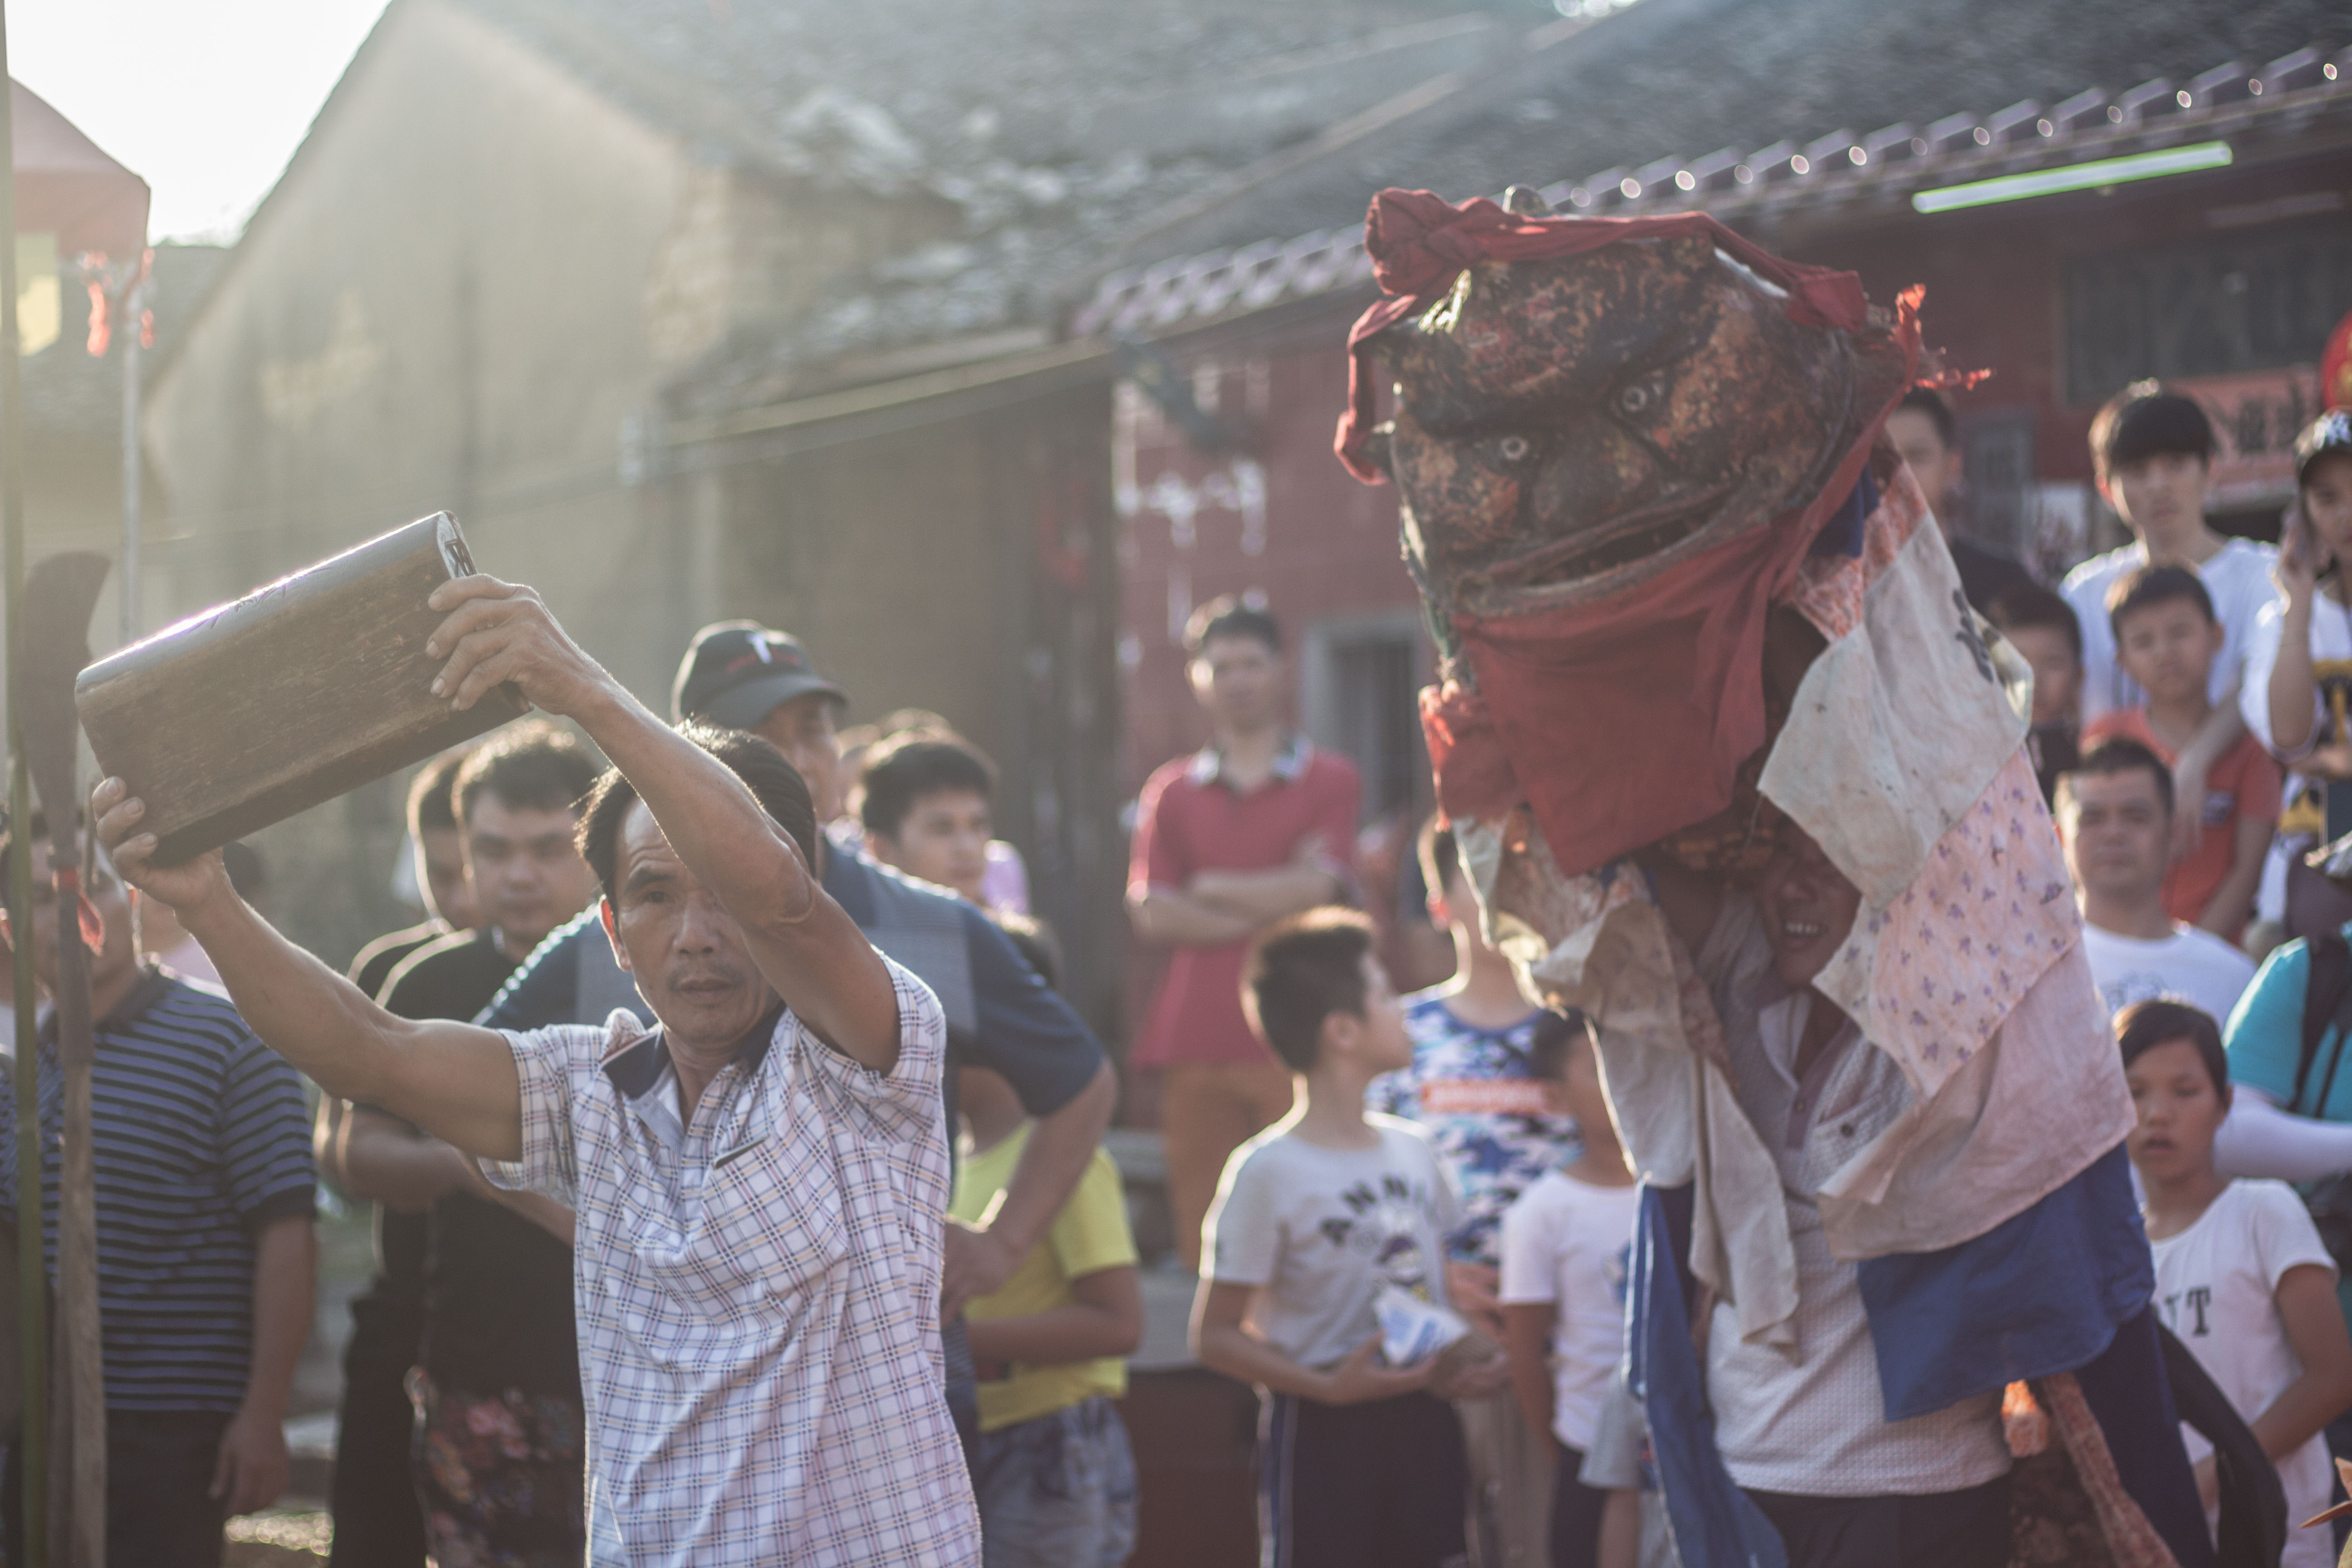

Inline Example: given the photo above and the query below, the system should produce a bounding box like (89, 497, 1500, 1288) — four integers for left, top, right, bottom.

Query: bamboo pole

(0, 3, 49, 1562)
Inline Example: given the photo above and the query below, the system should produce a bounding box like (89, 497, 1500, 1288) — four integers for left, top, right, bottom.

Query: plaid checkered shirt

(488, 957, 980, 1565)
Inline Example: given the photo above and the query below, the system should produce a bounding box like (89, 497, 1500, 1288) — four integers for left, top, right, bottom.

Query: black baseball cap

(671, 621, 848, 728)
(2298, 409, 2352, 486)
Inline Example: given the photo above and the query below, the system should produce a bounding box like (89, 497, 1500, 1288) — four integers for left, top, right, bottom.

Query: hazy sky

(10, 0, 393, 242)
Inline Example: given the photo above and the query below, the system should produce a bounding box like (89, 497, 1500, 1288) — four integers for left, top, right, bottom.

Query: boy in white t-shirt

(1192, 908, 1505, 1568)
(2063, 383, 2274, 859)
(1499, 1010, 1641, 1568)
(2121, 997, 2352, 1566)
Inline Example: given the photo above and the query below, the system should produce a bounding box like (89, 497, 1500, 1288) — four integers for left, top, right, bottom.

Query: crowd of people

(2, 378, 2352, 1568)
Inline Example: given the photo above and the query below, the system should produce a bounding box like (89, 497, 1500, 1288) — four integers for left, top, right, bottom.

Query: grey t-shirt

(1203, 1115, 1461, 1371)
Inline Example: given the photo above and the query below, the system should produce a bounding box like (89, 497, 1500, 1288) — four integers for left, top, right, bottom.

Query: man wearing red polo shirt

(1129, 597, 1361, 1272)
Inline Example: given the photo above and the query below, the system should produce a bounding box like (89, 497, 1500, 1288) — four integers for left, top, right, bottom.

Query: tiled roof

(1070, 43, 2352, 342)
(450, 0, 1495, 416)
(458, 0, 2345, 417)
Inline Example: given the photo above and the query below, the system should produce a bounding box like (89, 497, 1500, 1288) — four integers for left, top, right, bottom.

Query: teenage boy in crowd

(2085, 567, 2281, 939)
(952, 922, 1142, 1568)
(0, 818, 317, 1563)
(351, 748, 482, 998)
(1131, 597, 1360, 1273)
(1884, 388, 2033, 612)
(481, 619, 1114, 1466)
(1371, 815, 1580, 1566)
(1986, 584, 2085, 807)
(1498, 1011, 1639, 1568)
(95, 573, 985, 1560)
(2058, 738, 2255, 1024)
(2123, 1000, 2352, 1565)
(320, 744, 478, 1568)
(1192, 909, 1502, 1568)
(862, 730, 1001, 908)
(2244, 411, 2352, 941)
(334, 723, 602, 1564)
(2064, 384, 2276, 857)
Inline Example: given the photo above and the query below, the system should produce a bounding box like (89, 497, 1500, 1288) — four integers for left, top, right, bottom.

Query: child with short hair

(1192, 908, 1494, 1568)
(2086, 565, 2281, 939)
(1370, 816, 1580, 1565)
(2065, 385, 2276, 878)
(1987, 582, 2086, 807)
(952, 945, 1144, 1568)
(1498, 1010, 1642, 1568)
(2121, 999, 2352, 1565)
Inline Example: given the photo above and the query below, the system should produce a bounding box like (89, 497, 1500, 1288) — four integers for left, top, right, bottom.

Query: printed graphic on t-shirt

(1320, 1171, 1441, 1300)
(2155, 1282, 2217, 1339)
(2283, 657, 2352, 836)
(1368, 995, 1580, 1268)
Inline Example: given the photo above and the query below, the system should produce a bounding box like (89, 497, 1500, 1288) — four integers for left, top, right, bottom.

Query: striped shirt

(488, 956, 980, 1566)
(0, 967, 316, 1411)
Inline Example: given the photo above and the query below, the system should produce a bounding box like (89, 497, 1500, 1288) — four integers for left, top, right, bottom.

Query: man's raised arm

(91, 784, 523, 1159)
(422, 575, 900, 1069)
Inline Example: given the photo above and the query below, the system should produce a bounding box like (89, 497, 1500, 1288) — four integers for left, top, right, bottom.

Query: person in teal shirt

(2221, 935, 2352, 1325)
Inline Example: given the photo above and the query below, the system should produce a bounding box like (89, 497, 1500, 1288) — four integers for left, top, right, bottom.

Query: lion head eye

(1497, 435, 1531, 462)
(1614, 377, 1664, 419)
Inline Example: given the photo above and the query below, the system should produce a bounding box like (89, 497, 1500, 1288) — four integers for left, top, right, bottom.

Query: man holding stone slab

(94, 573, 980, 1568)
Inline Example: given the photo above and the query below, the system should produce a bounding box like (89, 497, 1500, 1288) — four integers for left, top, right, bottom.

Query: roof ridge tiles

(1069, 38, 2347, 344)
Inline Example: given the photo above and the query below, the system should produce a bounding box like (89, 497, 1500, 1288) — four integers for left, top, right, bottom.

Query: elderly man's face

(604, 800, 778, 1049)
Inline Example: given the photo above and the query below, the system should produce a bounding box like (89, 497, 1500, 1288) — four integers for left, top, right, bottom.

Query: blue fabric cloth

(1854, 1142, 2151, 1421)
(1631, 1184, 1787, 1568)
(1639, 1153, 2197, 1565)
(2075, 1308, 2217, 1568)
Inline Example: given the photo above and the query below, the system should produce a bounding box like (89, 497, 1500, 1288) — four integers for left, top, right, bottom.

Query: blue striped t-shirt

(0, 967, 315, 1412)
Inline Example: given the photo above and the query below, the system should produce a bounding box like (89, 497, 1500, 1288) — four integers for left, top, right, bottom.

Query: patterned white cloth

(488, 959, 980, 1567)
(1704, 986, 2008, 1495)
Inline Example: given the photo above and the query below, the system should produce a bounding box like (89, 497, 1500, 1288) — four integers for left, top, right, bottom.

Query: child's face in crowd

(2124, 1038, 2228, 1184)
(2102, 451, 2209, 539)
(871, 787, 992, 906)
(1346, 952, 1414, 1076)
(2306, 454, 2352, 565)
(1755, 828, 1863, 990)
(2113, 598, 2222, 707)
(1545, 1029, 1614, 1142)
(2004, 625, 2082, 727)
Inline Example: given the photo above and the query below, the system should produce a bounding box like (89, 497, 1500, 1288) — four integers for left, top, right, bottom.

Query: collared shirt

(489, 957, 980, 1566)
(1704, 983, 2009, 1496)
(0, 966, 315, 1412)
(1128, 734, 1360, 1068)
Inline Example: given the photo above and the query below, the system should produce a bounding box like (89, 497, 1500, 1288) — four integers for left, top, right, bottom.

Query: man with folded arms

(94, 573, 979, 1567)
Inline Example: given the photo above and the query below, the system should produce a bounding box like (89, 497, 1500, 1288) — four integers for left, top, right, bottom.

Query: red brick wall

(1115, 326, 1412, 796)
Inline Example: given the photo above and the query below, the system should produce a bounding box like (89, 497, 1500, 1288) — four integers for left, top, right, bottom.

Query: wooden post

(18, 553, 111, 1568)
(0, 4, 50, 1562)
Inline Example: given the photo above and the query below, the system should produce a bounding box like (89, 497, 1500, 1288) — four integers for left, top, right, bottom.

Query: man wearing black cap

(482, 619, 1116, 1470)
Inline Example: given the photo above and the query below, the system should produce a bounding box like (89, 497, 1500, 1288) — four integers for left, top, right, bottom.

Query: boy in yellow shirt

(953, 921, 1144, 1566)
